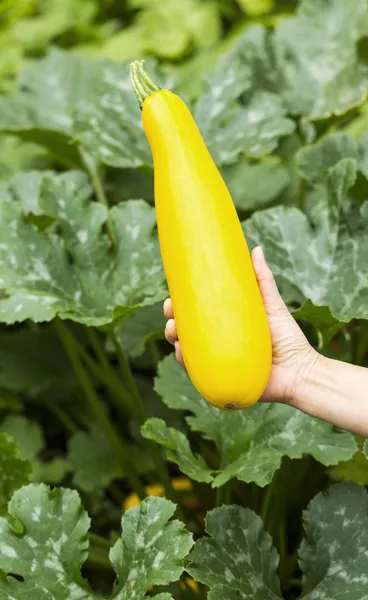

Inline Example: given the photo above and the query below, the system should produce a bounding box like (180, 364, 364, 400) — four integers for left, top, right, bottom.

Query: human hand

(163, 246, 319, 405)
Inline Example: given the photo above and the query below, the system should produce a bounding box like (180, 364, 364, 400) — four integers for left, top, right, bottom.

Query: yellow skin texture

(142, 90, 272, 410)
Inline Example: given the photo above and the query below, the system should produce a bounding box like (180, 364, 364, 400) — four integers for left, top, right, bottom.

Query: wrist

(288, 346, 324, 409)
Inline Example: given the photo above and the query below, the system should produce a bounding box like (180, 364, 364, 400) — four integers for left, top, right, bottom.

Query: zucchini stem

(130, 60, 160, 108)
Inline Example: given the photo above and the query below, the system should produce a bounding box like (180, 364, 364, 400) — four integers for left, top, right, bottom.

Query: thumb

(251, 246, 288, 313)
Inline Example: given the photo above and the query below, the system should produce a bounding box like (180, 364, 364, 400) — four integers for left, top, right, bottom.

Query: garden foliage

(0, 0, 367, 598)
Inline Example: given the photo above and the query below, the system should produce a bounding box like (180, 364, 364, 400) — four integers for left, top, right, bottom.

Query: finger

(165, 318, 178, 344)
(175, 341, 186, 369)
(251, 246, 288, 312)
(163, 298, 174, 320)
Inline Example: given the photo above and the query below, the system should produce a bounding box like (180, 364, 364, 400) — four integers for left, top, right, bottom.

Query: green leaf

(0, 485, 192, 599)
(0, 170, 166, 326)
(142, 418, 214, 483)
(0, 135, 47, 182)
(296, 132, 358, 181)
(0, 415, 70, 485)
(299, 483, 368, 597)
(2, 170, 52, 216)
(273, 0, 368, 118)
(0, 415, 44, 461)
(358, 131, 368, 179)
(292, 300, 346, 348)
(112, 302, 167, 358)
(119, 0, 221, 61)
(0, 49, 150, 169)
(0, 433, 31, 513)
(244, 159, 368, 324)
(0, 483, 94, 598)
(0, 326, 75, 395)
(197, 88, 294, 165)
(67, 426, 122, 492)
(67, 426, 150, 492)
(195, 26, 294, 165)
(154, 356, 357, 488)
(328, 449, 368, 486)
(221, 159, 290, 211)
(32, 457, 70, 485)
(187, 505, 282, 599)
(111, 495, 194, 600)
(72, 60, 151, 169)
(237, 0, 274, 16)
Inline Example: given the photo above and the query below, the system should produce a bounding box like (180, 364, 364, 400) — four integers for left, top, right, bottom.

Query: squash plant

(0, 0, 367, 598)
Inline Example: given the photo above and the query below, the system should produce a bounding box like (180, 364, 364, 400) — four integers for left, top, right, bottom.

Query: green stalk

(109, 329, 147, 423)
(109, 329, 182, 508)
(260, 479, 275, 524)
(289, 578, 303, 588)
(54, 319, 146, 498)
(67, 328, 133, 416)
(88, 532, 111, 550)
(148, 339, 162, 368)
(215, 485, 225, 507)
(85, 327, 134, 414)
(109, 482, 125, 505)
(81, 150, 116, 249)
(130, 60, 160, 108)
(44, 400, 78, 434)
(86, 547, 112, 571)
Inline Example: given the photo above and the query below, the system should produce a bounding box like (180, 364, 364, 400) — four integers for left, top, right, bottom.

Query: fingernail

(258, 246, 264, 258)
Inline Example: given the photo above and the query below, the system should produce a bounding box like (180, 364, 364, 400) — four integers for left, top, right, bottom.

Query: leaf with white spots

(0, 434, 31, 514)
(72, 59, 151, 169)
(0, 49, 150, 169)
(110, 496, 193, 600)
(296, 132, 359, 181)
(299, 483, 368, 598)
(0, 483, 94, 599)
(243, 159, 368, 324)
(141, 418, 214, 483)
(0, 485, 192, 599)
(0, 170, 53, 216)
(272, 0, 368, 119)
(0, 170, 166, 326)
(187, 505, 282, 599)
(195, 25, 294, 165)
(154, 355, 357, 488)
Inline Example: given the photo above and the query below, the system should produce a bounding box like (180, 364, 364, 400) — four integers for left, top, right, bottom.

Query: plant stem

(86, 547, 112, 571)
(81, 150, 116, 249)
(109, 482, 125, 505)
(85, 327, 133, 415)
(88, 532, 111, 550)
(54, 318, 146, 498)
(130, 60, 160, 108)
(109, 329, 147, 422)
(260, 479, 275, 524)
(279, 521, 287, 563)
(69, 329, 133, 416)
(216, 485, 225, 507)
(109, 329, 182, 508)
(44, 400, 78, 434)
(148, 339, 162, 368)
(298, 178, 306, 212)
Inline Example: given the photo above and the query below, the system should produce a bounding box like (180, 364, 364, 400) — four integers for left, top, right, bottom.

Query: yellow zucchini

(130, 61, 272, 410)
